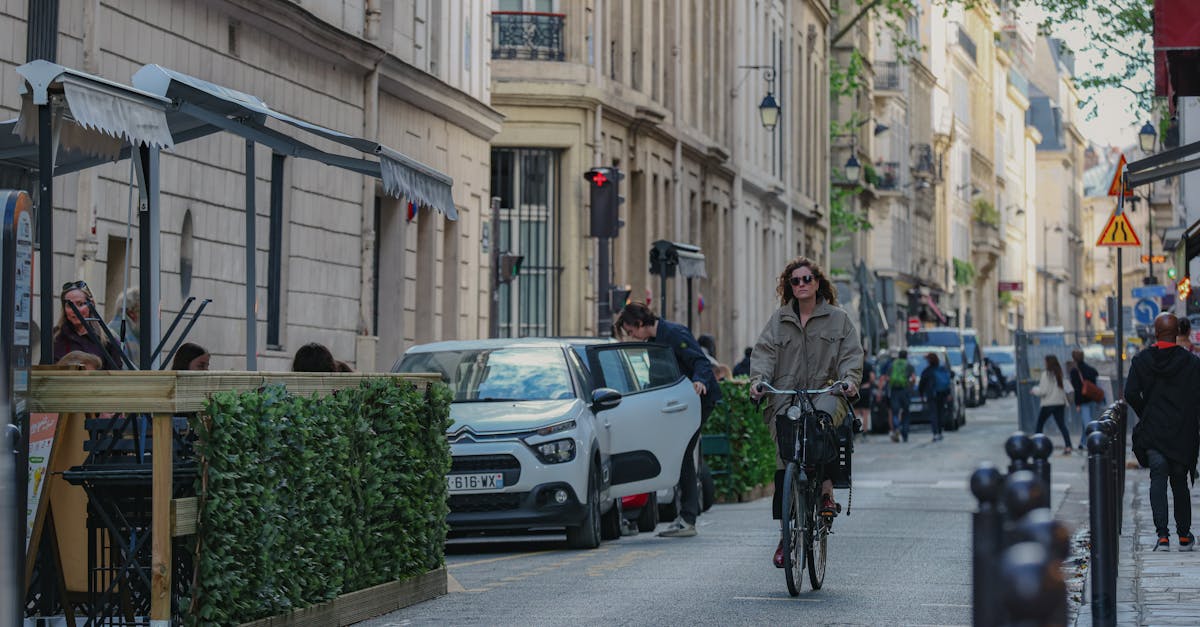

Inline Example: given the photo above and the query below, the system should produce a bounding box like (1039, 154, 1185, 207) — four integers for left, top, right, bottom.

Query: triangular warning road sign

(1107, 154, 1135, 197)
(1096, 212, 1141, 247)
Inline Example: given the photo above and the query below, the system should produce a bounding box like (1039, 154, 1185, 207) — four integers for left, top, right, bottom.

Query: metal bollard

(1005, 470, 1047, 526)
(1002, 541, 1069, 627)
(1029, 433, 1054, 509)
(1006, 432, 1033, 474)
(1087, 430, 1116, 626)
(972, 464, 1006, 627)
(1098, 418, 1121, 543)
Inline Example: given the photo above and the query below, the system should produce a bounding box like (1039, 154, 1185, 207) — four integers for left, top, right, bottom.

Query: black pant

(1035, 405, 1071, 448)
(1148, 448, 1192, 538)
(678, 401, 715, 525)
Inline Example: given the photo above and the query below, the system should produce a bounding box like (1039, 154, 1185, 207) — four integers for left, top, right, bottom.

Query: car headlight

(536, 419, 576, 436)
(533, 438, 577, 464)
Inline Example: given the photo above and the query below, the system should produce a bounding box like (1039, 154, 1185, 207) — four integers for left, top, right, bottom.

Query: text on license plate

(447, 472, 504, 493)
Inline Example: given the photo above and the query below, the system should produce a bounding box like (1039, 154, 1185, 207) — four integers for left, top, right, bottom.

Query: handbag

(1081, 378, 1105, 403)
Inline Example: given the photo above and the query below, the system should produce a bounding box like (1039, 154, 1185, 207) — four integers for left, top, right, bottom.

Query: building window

(490, 148, 561, 337)
(267, 153, 286, 348)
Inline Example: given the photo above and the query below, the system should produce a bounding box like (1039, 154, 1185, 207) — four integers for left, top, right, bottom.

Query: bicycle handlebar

(757, 381, 848, 396)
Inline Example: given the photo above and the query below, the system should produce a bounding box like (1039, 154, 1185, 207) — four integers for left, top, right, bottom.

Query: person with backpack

(885, 350, 915, 442)
(918, 352, 952, 442)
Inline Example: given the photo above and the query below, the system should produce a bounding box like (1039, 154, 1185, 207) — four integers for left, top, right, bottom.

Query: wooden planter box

(29, 370, 441, 625)
(240, 568, 447, 627)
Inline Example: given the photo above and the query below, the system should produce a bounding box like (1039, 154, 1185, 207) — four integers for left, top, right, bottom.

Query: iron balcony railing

(876, 61, 902, 91)
(492, 11, 566, 61)
(956, 24, 977, 64)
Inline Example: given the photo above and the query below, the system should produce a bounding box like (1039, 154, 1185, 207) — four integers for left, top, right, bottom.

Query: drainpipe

(74, 0, 101, 295)
(364, 0, 382, 41)
(357, 64, 380, 370)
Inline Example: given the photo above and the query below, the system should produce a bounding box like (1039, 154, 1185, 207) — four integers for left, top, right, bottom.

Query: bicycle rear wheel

(807, 492, 828, 590)
(781, 464, 805, 596)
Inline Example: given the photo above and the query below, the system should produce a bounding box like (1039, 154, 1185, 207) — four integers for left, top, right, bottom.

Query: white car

(392, 338, 702, 549)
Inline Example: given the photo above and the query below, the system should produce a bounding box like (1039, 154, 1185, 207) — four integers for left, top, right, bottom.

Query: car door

(585, 342, 702, 498)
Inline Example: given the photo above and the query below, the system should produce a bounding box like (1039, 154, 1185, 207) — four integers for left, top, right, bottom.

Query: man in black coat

(1126, 312, 1200, 551)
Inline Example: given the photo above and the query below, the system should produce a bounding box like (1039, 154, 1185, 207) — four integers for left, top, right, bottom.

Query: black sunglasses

(61, 280, 89, 294)
(789, 275, 816, 286)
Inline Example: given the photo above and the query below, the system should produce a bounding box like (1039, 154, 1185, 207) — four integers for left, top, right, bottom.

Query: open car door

(586, 342, 702, 498)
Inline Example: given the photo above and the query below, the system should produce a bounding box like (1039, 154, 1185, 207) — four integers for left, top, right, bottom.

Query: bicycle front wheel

(781, 463, 805, 596)
(807, 491, 828, 590)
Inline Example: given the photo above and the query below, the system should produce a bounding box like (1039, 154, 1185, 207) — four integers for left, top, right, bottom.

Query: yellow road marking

(447, 573, 466, 593)
(448, 549, 560, 569)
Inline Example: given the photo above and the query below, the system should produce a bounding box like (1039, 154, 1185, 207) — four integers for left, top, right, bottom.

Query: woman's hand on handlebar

(749, 381, 765, 401)
(837, 380, 858, 398)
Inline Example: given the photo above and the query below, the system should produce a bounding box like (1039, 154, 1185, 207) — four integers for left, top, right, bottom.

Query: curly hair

(776, 256, 838, 306)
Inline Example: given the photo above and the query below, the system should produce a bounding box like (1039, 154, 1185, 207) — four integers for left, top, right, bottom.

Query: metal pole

(659, 272, 668, 320)
(134, 146, 160, 371)
(1116, 191, 1125, 399)
(489, 197, 500, 338)
(686, 277, 694, 331)
(244, 140, 257, 370)
(37, 103, 52, 366)
(598, 236, 611, 337)
(1087, 430, 1115, 626)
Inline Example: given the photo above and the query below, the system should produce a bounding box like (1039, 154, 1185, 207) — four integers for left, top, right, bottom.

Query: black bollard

(1029, 433, 1054, 508)
(1004, 470, 1047, 526)
(1099, 418, 1121, 538)
(1006, 432, 1033, 474)
(972, 464, 1006, 627)
(1016, 508, 1073, 563)
(1001, 541, 1068, 627)
(1087, 430, 1116, 626)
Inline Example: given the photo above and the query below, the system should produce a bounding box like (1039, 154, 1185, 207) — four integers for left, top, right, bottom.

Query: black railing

(876, 161, 901, 190)
(956, 24, 977, 64)
(912, 144, 935, 176)
(876, 61, 902, 91)
(492, 12, 566, 61)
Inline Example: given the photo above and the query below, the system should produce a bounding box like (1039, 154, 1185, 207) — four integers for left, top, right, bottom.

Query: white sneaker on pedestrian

(657, 518, 697, 538)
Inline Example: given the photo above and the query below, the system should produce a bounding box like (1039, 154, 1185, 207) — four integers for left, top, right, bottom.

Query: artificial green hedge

(184, 378, 452, 625)
(702, 379, 775, 500)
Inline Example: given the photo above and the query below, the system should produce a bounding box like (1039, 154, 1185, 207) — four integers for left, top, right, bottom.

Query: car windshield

(908, 330, 961, 347)
(985, 351, 1015, 364)
(396, 347, 575, 402)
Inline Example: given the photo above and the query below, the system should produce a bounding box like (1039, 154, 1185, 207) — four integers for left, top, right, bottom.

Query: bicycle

(757, 381, 850, 596)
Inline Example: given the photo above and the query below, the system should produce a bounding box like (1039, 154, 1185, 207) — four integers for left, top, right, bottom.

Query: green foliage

(830, 185, 872, 251)
(185, 378, 452, 625)
(953, 257, 976, 286)
(702, 381, 776, 500)
(972, 199, 1000, 227)
(999, 290, 1014, 307)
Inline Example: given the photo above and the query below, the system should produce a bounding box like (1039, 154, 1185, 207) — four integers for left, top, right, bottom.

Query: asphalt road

(360, 395, 1084, 627)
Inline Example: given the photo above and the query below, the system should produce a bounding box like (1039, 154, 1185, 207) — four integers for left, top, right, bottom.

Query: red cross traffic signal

(584, 167, 623, 238)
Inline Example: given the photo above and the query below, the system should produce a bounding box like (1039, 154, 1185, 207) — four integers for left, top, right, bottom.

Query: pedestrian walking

(853, 346, 875, 442)
(616, 302, 722, 539)
(1032, 354, 1072, 454)
(1068, 349, 1105, 448)
(918, 352, 951, 442)
(747, 256, 862, 567)
(1126, 312, 1200, 551)
(732, 347, 752, 377)
(885, 350, 915, 442)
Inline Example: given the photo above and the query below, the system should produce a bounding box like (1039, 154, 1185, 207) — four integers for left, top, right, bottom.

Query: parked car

(904, 345, 965, 431)
(983, 345, 1018, 396)
(392, 338, 701, 549)
(908, 327, 984, 408)
(961, 329, 986, 406)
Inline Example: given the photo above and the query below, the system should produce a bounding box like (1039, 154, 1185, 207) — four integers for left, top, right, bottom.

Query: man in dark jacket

(617, 302, 722, 538)
(1126, 312, 1200, 551)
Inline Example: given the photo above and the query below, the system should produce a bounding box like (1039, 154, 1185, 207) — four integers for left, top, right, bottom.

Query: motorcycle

(985, 364, 1006, 399)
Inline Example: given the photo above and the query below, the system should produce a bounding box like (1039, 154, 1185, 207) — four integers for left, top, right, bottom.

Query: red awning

(1155, 0, 1200, 99)
(923, 295, 947, 324)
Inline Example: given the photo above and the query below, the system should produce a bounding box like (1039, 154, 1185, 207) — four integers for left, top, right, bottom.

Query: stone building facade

(1, 0, 501, 370)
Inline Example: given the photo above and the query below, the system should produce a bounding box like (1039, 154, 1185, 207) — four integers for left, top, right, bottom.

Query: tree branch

(832, 0, 886, 47)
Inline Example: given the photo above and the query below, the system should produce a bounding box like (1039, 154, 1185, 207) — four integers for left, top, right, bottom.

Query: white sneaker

(657, 519, 697, 537)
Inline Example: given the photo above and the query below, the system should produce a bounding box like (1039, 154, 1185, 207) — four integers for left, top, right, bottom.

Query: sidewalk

(1074, 461, 1200, 625)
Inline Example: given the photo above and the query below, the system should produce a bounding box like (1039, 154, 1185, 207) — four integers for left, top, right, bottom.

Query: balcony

(955, 24, 977, 64)
(876, 62, 902, 91)
(492, 12, 566, 61)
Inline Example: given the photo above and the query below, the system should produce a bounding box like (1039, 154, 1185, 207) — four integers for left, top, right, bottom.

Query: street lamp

(844, 154, 861, 182)
(1139, 121, 1157, 153)
(759, 91, 781, 131)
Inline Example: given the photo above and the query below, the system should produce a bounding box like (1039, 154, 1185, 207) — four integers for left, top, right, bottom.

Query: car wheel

(700, 462, 716, 512)
(600, 496, 622, 541)
(566, 468, 602, 549)
(636, 492, 659, 532)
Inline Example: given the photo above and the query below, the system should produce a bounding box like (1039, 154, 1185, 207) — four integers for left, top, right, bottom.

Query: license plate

(447, 472, 504, 493)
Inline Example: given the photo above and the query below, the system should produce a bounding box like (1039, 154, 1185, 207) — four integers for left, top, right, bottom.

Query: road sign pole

(1116, 189, 1125, 400)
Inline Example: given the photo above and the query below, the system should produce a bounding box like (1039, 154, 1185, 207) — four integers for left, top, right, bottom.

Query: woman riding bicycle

(748, 256, 863, 568)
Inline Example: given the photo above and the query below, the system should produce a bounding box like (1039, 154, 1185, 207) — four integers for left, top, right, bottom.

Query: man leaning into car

(616, 302, 722, 538)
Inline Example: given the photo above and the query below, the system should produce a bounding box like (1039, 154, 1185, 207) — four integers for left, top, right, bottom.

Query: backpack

(933, 365, 951, 393)
(889, 358, 909, 388)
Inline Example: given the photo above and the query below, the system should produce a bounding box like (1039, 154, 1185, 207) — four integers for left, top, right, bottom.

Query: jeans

(927, 391, 949, 436)
(889, 388, 911, 437)
(1148, 448, 1192, 538)
(1036, 404, 1071, 449)
(678, 401, 716, 525)
(1077, 401, 1105, 447)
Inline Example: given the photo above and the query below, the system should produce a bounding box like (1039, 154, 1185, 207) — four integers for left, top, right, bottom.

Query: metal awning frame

(4, 61, 457, 372)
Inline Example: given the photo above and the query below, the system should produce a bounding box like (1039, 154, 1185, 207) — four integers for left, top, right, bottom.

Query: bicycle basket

(775, 411, 839, 466)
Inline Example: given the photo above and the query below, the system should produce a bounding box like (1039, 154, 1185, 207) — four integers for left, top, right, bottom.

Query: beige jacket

(749, 298, 864, 424)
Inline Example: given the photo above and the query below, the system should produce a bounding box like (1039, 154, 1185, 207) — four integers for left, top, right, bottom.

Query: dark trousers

(890, 388, 911, 436)
(1148, 448, 1192, 538)
(678, 401, 715, 525)
(928, 391, 949, 435)
(1035, 405, 1071, 448)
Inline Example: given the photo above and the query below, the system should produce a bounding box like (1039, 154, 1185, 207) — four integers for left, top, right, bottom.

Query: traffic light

(1105, 295, 1116, 329)
(584, 167, 624, 238)
(1169, 267, 1179, 280)
(498, 253, 524, 284)
(1085, 310, 1093, 321)
(610, 285, 632, 313)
